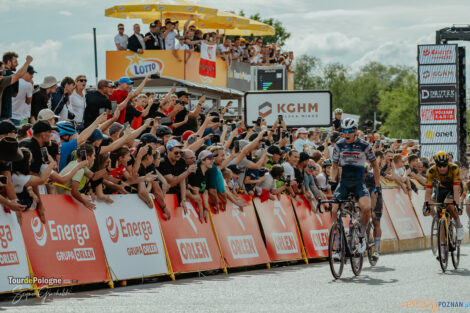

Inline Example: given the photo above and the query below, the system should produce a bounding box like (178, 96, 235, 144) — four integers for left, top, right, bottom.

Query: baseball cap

(175, 90, 190, 98)
(118, 77, 134, 85)
(37, 108, 58, 121)
(140, 133, 159, 144)
(0, 120, 18, 135)
(150, 23, 157, 27)
(227, 164, 242, 174)
(198, 150, 217, 161)
(299, 152, 310, 163)
(296, 128, 308, 136)
(27, 65, 36, 74)
(109, 122, 124, 136)
(32, 120, 52, 135)
(166, 139, 183, 150)
(182, 130, 195, 142)
(88, 129, 106, 142)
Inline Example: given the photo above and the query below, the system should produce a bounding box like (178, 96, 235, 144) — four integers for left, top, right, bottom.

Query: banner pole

(152, 196, 175, 281)
(24, 249, 39, 298)
(208, 206, 228, 274)
(290, 196, 309, 264)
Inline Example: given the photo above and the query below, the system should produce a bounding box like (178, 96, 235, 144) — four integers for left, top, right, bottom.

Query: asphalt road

(2, 245, 470, 313)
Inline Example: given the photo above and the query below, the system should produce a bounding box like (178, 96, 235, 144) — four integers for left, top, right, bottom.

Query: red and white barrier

(20, 195, 110, 287)
(0, 208, 32, 293)
(93, 195, 169, 280)
(210, 195, 270, 268)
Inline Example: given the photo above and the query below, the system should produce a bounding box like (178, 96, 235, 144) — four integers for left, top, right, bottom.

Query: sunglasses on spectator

(118, 28, 124, 31)
(78, 79, 87, 83)
(343, 129, 355, 134)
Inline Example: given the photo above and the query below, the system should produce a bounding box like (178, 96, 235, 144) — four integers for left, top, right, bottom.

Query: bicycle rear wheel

(349, 222, 364, 276)
(366, 222, 377, 266)
(437, 218, 449, 272)
(328, 222, 345, 279)
(449, 221, 460, 269)
(431, 216, 438, 256)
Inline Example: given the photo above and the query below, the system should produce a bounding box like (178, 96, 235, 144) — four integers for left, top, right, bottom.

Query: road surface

(2, 245, 470, 312)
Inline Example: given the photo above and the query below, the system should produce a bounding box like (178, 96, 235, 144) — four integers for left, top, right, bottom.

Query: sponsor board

(155, 195, 223, 273)
(418, 45, 457, 64)
(420, 144, 458, 162)
(93, 195, 168, 280)
(209, 196, 269, 267)
(419, 64, 456, 85)
(410, 190, 432, 238)
(185, 51, 227, 88)
(418, 85, 457, 104)
(245, 91, 332, 127)
(0, 208, 33, 293)
(419, 124, 457, 144)
(420, 105, 457, 124)
(252, 195, 303, 261)
(382, 189, 424, 240)
(227, 61, 252, 91)
(20, 195, 108, 287)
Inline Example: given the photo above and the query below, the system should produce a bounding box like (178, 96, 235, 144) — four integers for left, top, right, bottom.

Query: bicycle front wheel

(350, 222, 364, 276)
(449, 221, 460, 269)
(366, 222, 377, 266)
(437, 218, 449, 272)
(431, 216, 439, 256)
(328, 222, 345, 279)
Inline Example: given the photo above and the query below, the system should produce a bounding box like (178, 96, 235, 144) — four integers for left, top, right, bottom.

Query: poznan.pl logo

(31, 217, 47, 246)
(106, 216, 119, 243)
(125, 55, 164, 77)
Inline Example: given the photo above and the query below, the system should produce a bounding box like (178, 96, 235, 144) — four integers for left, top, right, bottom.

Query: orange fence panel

(252, 195, 303, 262)
(155, 195, 223, 273)
(410, 189, 432, 237)
(20, 195, 109, 287)
(209, 195, 269, 268)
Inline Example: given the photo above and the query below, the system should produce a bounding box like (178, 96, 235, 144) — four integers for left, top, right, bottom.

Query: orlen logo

(258, 101, 272, 118)
(106, 216, 119, 243)
(31, 217, 47, 246)
(423, 49, 430, 56)
(125, 55, 164, 77)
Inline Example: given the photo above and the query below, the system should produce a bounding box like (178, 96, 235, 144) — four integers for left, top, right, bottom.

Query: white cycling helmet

(341, 118, 358, 130)
(334, 108, 343, 114)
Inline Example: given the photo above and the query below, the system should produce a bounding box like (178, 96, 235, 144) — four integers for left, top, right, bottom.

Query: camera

(278, 115, 283, 122)
(0, 175, 8, 185)
(40, 147, 49, 163)
(79, 149, 87, 161)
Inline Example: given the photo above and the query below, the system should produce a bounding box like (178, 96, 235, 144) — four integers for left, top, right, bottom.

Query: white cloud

(59, 10, 72, 16)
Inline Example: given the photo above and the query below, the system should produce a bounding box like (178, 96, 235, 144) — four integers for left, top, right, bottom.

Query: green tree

(292, 55, 323, 90)
(236, 11, 291, 46)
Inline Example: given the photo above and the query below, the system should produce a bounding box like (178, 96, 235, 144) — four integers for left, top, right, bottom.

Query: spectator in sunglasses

(70, 75, 87, 126)
(115, 23, 128, 51)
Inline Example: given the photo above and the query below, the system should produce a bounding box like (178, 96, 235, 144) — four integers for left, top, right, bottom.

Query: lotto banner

(252, 195, 303, 262)
(93, 195, 169, 280)
(155, 195, 223, 273)
(20, 195, 109, 287)
(209, 195, 269, 268)
(382, 189, 424, 240)
(0, 208, 32, 293)
(291, 196, 332, 259)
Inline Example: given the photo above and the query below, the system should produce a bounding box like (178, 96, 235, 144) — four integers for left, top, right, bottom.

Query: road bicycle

(318, 196, 363, 279)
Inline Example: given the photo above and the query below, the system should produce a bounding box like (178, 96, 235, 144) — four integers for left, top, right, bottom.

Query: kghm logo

(258, 101, 272, 118)
(262, 82, 273, 90)
(125, 55, 163, 77)
(106, 216, 119, 243)
(31, 216, 47, 246)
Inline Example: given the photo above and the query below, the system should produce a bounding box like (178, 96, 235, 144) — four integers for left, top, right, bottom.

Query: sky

(1, 0, 470, 84)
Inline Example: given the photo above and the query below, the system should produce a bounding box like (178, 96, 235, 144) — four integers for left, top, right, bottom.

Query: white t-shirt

(217, 44, 230, 54)
(164, 32, 177, 50)
(69, 90, 86, 123)
(57, 101, 69, 122)
(283, 162, 295, 180)
(12, 173, 31, 193)
(175, 40, 189, 50)
(293, 138, 307, 153)
(114, 34, 128, 50)
(11, 78, 33, 120)
(316, 172, 329, 190)
(259, 173, 276, 191)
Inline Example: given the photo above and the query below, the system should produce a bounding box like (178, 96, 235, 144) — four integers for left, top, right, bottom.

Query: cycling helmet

(341, 118, 358, 130)
(322, 159, 332, 167)
(433, 151, 449, 165)
(334, 108, 343, 114)
(156, 125, 172, 137)
(56, 121, 76, 136)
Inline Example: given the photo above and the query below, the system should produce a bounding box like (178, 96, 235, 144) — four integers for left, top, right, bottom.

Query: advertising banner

(186, 52, 227, 88)
(209, 195, 269, 268)
(418, 45, 457, 64)
(245, 90, 332, 127)
(419, 105, 457, 124)
(381, 189, 424, 240)
(418, 85, 457, 104)
(419, 64, 457, 85)
(199, 42, 217, 78)
(420, 144, 458, 161)
(252, 195, 303, 262)
(0, 208, 32, 293)
(419, 124, 457, 144)
(291, 196, 332, 259)
(106, 50, 185, 81)
(227, 61, 251, 91)
(410, 189, 432, 238)
(155, 195, 223, 273)
(380, 206, 399, 241)
(20, 195, 109, 287)
(93, 195, 169, 280)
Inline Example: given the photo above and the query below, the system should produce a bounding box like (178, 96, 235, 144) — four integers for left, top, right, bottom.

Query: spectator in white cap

(294, 127, 308, 153)
(31, 75, 58, 122)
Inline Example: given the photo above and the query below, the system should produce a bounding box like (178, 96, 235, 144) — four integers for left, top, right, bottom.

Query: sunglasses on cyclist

(343, 129, 355, 134)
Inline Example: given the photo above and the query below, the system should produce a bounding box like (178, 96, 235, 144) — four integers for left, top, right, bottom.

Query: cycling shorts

(333, 180, 369, 201)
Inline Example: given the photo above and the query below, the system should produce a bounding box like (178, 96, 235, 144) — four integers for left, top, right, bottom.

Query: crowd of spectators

(1, 50, 469, 228)
(114, 18, 294, 68)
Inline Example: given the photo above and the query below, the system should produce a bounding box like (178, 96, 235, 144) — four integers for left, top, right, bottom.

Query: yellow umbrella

(211, 19, 275, 36)
(105, 0, 218, 21)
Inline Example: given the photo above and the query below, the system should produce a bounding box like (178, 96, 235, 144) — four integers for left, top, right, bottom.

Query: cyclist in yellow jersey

(424, 151, 465, 240)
